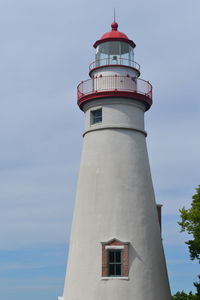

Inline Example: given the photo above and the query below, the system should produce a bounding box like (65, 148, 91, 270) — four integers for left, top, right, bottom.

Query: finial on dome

(111, 8, 118, 31)
(111, 21, 118, 31)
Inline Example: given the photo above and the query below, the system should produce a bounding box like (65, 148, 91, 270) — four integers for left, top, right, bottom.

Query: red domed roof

(93, 22, 136, 48)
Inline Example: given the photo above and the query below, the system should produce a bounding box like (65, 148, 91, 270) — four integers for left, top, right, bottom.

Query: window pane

(116, 264, 121, 276)
(91, 109, 102, 124)
(107, 249, 122, 276)
(109, 251, 115, 263)
(115, 251, 121, 263)
(109, 264, 115, 276)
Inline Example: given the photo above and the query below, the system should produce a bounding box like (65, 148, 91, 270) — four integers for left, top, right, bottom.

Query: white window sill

(105, 245, 124, 249)
(101, 277, 129, 280)
(90, 122, 102, 126)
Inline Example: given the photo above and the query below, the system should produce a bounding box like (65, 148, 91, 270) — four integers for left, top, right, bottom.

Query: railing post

(115, 74, 117, 91)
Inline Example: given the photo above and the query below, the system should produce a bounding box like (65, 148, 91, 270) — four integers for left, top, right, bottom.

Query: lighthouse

(59, 21, 171, 300)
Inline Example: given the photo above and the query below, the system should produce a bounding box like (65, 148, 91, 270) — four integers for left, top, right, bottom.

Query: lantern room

(95, 40, 134, 67)
(89, 22, 140, 75)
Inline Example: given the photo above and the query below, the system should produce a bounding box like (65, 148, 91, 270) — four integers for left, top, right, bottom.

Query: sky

(0, 0, 200, 299)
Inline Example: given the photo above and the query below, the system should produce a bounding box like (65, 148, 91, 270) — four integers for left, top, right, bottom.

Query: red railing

(89, 58, 140, 71)
(77, 75, 152, 101)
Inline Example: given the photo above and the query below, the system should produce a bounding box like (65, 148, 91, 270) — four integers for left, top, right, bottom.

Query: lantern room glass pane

(95, 41, 134, 67)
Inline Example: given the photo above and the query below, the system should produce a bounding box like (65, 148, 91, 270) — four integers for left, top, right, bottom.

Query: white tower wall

(90, 65, 139, 78)
(62, 98, 171, 300)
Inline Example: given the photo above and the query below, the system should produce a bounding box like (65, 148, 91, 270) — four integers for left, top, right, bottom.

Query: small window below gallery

(91, 108, 102, 125)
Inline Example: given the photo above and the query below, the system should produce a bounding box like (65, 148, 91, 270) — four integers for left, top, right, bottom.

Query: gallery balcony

(77, 75, 152, 110)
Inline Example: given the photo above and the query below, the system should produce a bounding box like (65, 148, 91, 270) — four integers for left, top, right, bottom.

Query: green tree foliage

(178, 185, 200, 262)
(193, 276, 200, 298)
(172, 291, 199, 300)
(171, 279, 200, 299)
(172, 186, 200, 299)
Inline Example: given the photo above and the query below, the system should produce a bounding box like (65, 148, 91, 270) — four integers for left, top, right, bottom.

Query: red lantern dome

(93, 22, 136, 48)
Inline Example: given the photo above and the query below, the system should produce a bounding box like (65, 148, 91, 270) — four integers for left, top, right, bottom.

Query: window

(91, 108, 102, 124)
(108, 249, 122, 276)
(101, 239, 129, 279)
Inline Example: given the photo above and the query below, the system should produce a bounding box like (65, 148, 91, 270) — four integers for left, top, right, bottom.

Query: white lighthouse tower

(60, 21, 171, 300)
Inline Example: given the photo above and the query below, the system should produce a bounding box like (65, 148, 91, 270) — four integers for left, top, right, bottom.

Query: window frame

(90, 108, 102, 125)
(101, 239, 129, 280)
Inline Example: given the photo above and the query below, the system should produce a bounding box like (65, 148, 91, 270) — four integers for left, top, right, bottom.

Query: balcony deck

(77, 75, 152, 110)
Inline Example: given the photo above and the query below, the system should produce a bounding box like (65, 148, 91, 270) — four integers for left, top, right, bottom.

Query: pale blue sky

(0, 0, 200, 299)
